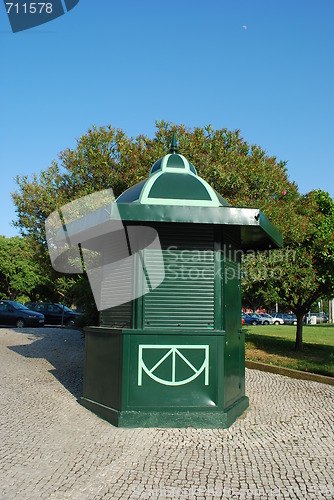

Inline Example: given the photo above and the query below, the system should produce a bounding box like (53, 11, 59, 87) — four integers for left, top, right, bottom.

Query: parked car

(257, 313, 274, 325)
(270, 313, 285, 325)
(0, 300, 45, 328)
(271, 313, 297, 325)
(25, 302, 80, 326)
(242, 313, 260, 326)
(305, 312, 328, 324)
(283, 313, 297, 325)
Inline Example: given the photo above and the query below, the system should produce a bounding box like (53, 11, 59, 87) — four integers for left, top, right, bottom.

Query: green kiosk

(80, 136, 282, 428)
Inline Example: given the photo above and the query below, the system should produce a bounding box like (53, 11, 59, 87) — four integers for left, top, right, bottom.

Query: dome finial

(169, 131, 178, 154)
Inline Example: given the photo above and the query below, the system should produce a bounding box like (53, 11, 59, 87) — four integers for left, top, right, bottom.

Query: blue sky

(1, 0, 333, 237)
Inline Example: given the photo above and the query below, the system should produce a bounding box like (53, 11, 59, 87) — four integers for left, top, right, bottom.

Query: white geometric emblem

(138, 344, 209, 386)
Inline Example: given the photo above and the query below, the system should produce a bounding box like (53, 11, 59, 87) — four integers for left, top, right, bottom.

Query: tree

(12, 122, 297, 245)
(241, 250, 279, 313)
(242, 190, 334, 351)
(12, 121, 307, 330)
(66, 275, 99, 327)
(0, 236, 51, 301)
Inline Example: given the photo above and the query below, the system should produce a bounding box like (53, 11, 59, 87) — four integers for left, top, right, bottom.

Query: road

(0, 327, 333, 499)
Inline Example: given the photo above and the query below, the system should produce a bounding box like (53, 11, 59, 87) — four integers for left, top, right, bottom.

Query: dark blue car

(242, 313, 260, 326)
(0, 300, 45, 328)
(25, 302, 80, 326)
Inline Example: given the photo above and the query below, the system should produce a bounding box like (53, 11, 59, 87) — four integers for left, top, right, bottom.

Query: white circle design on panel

(138, 344, 209, 386)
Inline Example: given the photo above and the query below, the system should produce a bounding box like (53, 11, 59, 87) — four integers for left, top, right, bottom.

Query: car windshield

(56, 304, 73, 312)
(12, 302, 29, 310)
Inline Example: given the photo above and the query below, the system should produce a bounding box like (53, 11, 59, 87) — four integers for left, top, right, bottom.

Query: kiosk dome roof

(116, 133, 229, 208)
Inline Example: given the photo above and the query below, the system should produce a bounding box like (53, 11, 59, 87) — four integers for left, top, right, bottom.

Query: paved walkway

(0, 327, 333, 499)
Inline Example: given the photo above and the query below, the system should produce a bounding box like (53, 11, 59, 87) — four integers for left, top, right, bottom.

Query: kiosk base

(80, 396, 249, 429)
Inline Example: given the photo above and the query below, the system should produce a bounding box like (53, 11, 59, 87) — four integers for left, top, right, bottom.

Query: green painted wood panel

(222, 234, 243, 408)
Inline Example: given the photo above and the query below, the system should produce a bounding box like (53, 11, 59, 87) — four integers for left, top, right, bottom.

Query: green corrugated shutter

(99, 231, 133, 328)
(100, 301, 132, 328)
(143, 224, 215, 329)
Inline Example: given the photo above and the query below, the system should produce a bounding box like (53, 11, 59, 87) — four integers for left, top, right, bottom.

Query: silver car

(257, 313, 274, 325)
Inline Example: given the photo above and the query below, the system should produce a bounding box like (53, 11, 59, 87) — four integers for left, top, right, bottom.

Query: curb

(245, 360, 334, 386)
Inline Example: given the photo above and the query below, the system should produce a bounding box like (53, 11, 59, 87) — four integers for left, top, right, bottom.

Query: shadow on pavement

(7, 327, 84, 399)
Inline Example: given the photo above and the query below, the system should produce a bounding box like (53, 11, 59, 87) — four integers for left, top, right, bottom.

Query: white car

(270, 313, 285, 325)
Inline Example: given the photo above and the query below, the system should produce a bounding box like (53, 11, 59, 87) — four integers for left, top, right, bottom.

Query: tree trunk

(295, 312, 304, 352)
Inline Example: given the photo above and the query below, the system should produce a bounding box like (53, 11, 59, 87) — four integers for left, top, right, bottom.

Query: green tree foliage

(243, 190, 334, 351)
(66, 275, 99, 327)
(12, 121, 333, 346)
(0, 236, 50, 301)
(12, 121, 297, 245)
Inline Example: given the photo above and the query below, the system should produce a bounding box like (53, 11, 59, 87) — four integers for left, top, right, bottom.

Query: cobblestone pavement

(0, 327, 333, 500)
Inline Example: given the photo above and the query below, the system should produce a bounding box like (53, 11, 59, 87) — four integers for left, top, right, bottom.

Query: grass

(244, 324, 334, 377)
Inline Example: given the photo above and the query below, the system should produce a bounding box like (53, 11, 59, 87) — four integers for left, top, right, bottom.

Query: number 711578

(6, 3, 53, 14)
